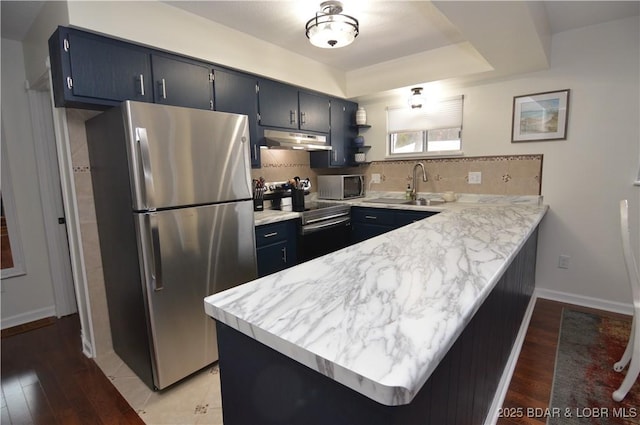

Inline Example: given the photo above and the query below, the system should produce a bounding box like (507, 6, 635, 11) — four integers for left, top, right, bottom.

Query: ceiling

(161, 1, 638, 73)
(2, 1, 638, 97)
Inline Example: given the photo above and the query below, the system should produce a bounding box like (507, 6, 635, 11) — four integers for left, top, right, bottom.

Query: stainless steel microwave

(317, 175, 365, 200)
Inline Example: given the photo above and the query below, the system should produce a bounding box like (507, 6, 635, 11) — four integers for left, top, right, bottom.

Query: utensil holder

(292, 189, 305, 212)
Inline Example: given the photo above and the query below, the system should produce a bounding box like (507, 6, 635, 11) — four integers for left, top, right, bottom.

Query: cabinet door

(255, 220, 297, 277)
(151, 54, 213, 110)
(214, 69, 261, 168)
(258, 79, 299, 130)
(350, 207, 395, 244)
(257, 241, 290, 277)
(310, 99, 357, 168)
(343, 101, 359, 164)
(351, 223, 394, 244)
(51, 28, 153, 108)
(299, 92, 330, 133)
(394, 210, 437, 227)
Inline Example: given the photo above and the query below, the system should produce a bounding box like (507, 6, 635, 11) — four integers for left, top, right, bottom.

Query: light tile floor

(95, 351, 223, 425)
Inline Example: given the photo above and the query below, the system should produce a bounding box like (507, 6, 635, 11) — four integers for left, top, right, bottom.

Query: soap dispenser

(405, 184, 412, 200)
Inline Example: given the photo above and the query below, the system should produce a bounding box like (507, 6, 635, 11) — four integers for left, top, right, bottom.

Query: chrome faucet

(411, 163, 428, 200)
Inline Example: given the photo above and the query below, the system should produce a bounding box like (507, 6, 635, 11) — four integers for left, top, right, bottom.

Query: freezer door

(135, 200, 257, 389)
(124, 101, 252, 211)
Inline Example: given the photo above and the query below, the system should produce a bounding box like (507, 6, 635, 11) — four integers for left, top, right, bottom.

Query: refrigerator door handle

(146, 213, 164, 292)
(136, 127, 156, 210)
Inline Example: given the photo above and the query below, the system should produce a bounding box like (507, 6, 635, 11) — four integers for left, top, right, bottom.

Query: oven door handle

(304, 212, 350, 225)
(300, 216, 351, 235)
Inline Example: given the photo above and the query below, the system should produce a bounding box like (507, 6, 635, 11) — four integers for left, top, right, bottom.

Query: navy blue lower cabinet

(350, 207, 437, 244)
(394, 210, 438, 227)
(215, 228, 539, 425)
(255, 220, 297, 277)
(350, 222, 394, 243)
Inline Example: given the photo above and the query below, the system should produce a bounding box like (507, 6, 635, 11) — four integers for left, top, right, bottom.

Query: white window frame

(386, 95, 464, 159)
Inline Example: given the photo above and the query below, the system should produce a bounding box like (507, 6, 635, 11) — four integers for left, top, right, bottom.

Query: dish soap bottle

(405, 184, 412, 200)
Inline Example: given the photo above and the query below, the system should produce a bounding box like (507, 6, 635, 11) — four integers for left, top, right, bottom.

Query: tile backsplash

(252, 151, 543, 196)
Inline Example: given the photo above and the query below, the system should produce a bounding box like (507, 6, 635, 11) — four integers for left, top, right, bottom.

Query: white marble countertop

(207, 194, 548, 406)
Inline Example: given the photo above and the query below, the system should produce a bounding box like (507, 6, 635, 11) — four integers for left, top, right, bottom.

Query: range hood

(263, 129, 331, 151)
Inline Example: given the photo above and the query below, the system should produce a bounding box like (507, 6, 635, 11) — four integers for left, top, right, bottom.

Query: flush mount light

(409, 87, 424, 109)
(305, 1, 359, 49)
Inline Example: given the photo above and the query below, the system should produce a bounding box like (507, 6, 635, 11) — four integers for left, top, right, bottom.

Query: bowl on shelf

(354, 153, 366, 163)
(353, 135, 365, 147)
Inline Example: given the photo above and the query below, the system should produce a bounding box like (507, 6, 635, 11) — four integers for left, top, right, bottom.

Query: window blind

(387, 95, 463, 133)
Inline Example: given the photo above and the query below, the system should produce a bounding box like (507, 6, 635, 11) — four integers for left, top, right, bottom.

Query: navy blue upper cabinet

(310, 98, 357, 168)
(49, 27, 153, 109)
(257, 79, 330, 133)
(214, 68, 261, 168)
(258, 79, 299, 130)
(151, 54, 214, 110)
(298, 92, 330, 133)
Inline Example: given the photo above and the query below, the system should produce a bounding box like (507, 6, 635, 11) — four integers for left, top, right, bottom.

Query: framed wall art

(511, 89, 570, 142)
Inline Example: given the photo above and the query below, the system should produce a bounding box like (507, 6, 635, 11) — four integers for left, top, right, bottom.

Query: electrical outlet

(468, 171, 482, 184)
(558, 255, 570, 269)
(371, 173, 381, 183)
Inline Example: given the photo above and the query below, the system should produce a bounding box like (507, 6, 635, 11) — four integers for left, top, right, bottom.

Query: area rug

(548, 309, 640, 425)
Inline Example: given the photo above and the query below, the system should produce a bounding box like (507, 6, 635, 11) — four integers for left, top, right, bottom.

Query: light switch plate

(371, 173, 381, 183)
(468, 171, 482, 184)
(558, 255, 570, 269)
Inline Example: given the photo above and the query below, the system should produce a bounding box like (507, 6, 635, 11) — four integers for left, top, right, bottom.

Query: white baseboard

(1, 305, 57, 330)
(535, 288, 633, 316)
(81, 327, 95, 358)
(484, 294, 538, 425)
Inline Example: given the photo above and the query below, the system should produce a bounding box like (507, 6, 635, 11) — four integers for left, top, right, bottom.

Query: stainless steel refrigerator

(86, 100, 257, 390)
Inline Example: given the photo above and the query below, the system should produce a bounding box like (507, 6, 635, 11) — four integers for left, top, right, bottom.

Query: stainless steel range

(263, 181, 352, 261)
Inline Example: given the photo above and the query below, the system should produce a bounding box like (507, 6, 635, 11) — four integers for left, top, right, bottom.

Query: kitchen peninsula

(204, 196, 548, 424)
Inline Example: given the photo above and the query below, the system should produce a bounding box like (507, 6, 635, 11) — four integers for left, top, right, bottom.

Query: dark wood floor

(497, 297, 632, 425)
(1, 314, 144, 425)
(0, 298, 630, 425)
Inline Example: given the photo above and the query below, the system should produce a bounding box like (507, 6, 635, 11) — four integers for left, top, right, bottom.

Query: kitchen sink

(363, 197, 446, 206)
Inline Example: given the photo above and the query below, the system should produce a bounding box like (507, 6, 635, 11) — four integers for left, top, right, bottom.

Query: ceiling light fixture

(409, 87, 424, 109)
(305, 1, 359, 49)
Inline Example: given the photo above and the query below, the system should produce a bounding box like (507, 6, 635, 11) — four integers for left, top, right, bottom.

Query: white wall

(1, 38, 57, 327)
(22, 0, 69, 85)
(358, 17, 640, 307)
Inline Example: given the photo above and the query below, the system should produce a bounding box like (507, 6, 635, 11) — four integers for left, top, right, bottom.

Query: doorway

(26, 76, 77, 318)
